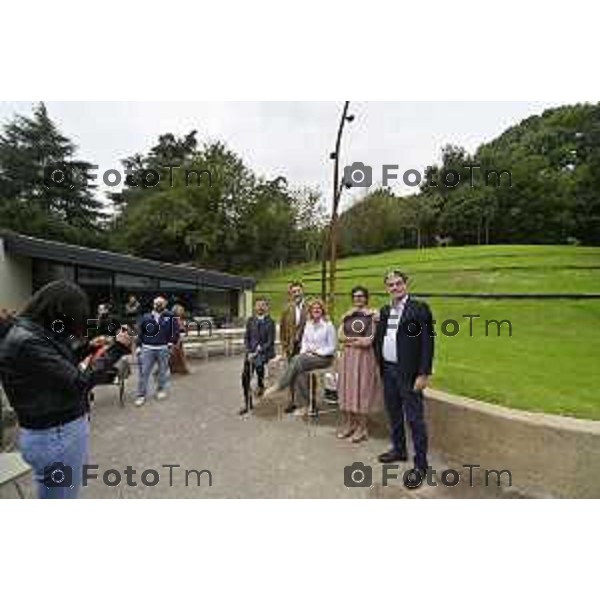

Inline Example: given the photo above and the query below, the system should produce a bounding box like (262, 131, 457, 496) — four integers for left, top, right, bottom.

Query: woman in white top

(264, 298, 337, 416)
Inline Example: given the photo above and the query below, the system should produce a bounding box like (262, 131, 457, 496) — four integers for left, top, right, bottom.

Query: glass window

(32, 260, 75, 291)
(77, 267, 112, 286)
(196, 287, 238, 319)
(159, 279, 196, 291)
(115, 273, 156, 290)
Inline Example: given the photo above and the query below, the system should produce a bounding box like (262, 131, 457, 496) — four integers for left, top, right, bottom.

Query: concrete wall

(420, 389, 600, 498)
(0, 238, 32, 312)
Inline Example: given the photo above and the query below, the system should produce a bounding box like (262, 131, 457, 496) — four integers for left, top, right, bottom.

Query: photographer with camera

(337, 286, 383, 443)
(0, 280, 132, 499)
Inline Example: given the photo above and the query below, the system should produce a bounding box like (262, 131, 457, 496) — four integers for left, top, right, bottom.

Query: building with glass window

(0, 231, 255, 321)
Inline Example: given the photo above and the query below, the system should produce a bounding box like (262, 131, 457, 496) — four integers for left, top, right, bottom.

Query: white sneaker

(134, 397, 146, 407)
(157, 391, 167, 401)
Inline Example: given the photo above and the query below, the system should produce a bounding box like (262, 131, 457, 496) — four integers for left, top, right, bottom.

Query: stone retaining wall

(419, 389, 600, 498)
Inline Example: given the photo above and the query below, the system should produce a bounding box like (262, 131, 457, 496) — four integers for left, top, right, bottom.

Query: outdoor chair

(0, 452, 31, 499)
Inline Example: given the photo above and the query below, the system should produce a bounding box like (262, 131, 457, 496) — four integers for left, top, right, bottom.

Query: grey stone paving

(1, 357, 524, 499)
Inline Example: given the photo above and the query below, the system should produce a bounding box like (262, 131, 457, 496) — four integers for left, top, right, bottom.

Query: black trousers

(241, 354, 266, 409)
(382, 362, 429, 470)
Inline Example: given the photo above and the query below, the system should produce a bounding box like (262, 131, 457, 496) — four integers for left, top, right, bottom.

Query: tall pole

(320, 225, 329, 300)
(327, 101, 351, 317)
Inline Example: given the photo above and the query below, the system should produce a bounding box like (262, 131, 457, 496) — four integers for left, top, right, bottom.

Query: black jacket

(373, 296, 435, 377)
(244, 315, 276, 361)
(0, 318, 129, 429)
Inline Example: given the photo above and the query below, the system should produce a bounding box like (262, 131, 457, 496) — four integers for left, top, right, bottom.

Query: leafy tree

(110, 133, 326, 271)
(0, 102, 106, 246)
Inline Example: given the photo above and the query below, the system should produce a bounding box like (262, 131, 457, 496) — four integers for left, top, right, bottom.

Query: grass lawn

(428, 299, 600, 420)
(254, 245, 600, 420)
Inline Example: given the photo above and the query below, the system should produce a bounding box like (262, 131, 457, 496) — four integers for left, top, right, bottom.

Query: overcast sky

(0, 101, 562, 209)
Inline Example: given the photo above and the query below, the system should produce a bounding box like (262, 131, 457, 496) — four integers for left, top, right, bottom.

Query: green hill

(255, 245, 600, 420)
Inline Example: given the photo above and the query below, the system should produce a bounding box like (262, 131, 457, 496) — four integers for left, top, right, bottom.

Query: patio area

(1, 356, 524, 499)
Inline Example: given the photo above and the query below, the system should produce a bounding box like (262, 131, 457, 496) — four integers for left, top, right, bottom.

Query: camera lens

(51, 468, 65, 485)
(51, 319, 65, 334)
(351, 319, 365, 334)
(351, 469, 365, 485)
(352, 169, 365, 184)
(403, 469, 424, 489)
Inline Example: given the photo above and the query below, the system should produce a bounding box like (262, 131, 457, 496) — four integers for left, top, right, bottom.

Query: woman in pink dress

(337, 286, 383, 443)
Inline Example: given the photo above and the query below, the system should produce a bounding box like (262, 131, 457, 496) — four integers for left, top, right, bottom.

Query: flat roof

(1, 230, 255, 291)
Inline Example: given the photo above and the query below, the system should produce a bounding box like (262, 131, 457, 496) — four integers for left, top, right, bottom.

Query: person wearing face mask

(135, 296, 180, 407)
(279, 281, 309, 414)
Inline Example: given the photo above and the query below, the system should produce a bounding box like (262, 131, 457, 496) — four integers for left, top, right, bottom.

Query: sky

(0, 101, 563, 210)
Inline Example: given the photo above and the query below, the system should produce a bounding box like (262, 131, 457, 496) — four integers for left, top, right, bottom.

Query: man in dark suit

(373, 270, 435, 473)
(240, 297, 276, 415)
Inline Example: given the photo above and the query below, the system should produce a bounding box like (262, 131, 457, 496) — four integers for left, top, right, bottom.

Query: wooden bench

(0, 452, 31, 498)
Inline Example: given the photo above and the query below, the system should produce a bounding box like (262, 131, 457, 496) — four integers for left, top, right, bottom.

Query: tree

(0, 102, 106, 246)
(109, 132, 325, 271)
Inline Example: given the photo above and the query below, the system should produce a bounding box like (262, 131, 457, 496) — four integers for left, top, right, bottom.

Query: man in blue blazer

(240, 297, 276, 415)
(373, 270, 435, 473)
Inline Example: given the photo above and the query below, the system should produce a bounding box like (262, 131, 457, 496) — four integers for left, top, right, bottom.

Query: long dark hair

(19, 280, 90, 336)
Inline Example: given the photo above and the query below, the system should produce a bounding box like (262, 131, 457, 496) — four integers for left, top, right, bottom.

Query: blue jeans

(137, 346, 171, 398)
(19, 415, 90, 499)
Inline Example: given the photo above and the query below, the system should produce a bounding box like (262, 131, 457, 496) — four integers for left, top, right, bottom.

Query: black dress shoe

(378, 450, 409, 464)
(284, 403, 298, 414)
(239, 407, 250, 415)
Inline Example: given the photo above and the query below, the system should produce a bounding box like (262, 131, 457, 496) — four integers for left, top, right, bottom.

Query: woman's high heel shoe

(350, 429, 368, 443)
(337, 414, 355, 439)
(350, 416, 368, 443)
(337, 427, 355, 439)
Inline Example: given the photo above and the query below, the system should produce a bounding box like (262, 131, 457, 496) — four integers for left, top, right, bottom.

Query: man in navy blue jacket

(240, 298, 276, 415)
(373, 270, 435, 473)
(135, 296, 180, 406)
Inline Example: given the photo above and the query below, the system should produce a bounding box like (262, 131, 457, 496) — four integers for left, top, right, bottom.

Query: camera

(45, 312, 76, 340)
(43, 462, 73, 488)
(344, 462, 372, 488)
(343, 162, 372, 188)
(43, 163, 74, 189)
(403, 468, 425, 490)
(343, 313, 373, 338)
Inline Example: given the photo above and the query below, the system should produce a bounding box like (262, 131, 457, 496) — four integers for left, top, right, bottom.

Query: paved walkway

(1, 357, 524, 498)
